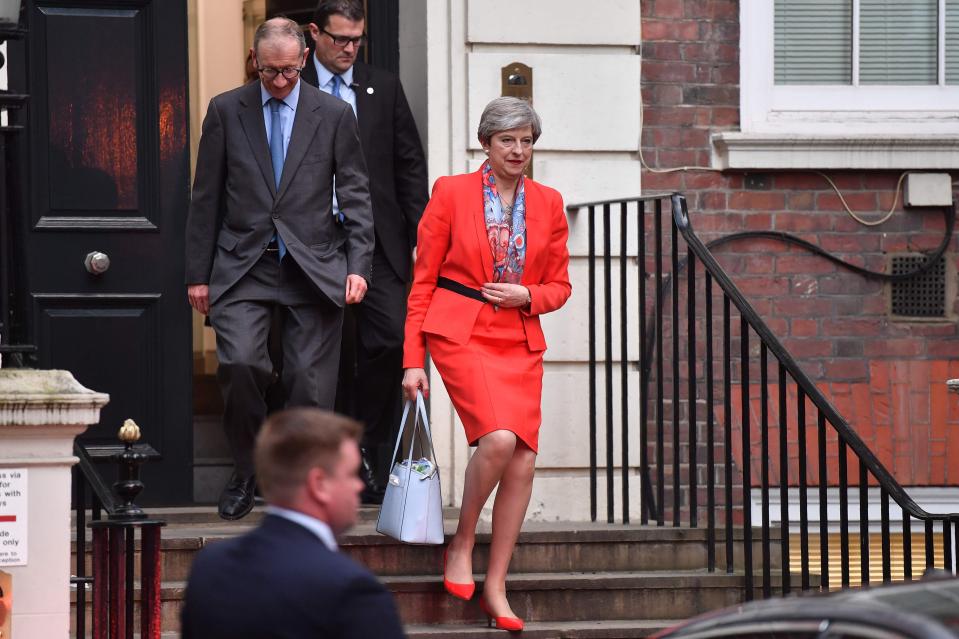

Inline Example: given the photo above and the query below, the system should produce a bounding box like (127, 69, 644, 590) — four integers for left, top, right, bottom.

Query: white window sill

(712, 132, 959, 170)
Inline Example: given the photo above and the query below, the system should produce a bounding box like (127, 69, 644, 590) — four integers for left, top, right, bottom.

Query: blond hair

(254, 408, 362, 504)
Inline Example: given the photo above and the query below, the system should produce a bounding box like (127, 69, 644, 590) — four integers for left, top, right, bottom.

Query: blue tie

(328, 76, 345, 224)
(269, 98, 287, 260)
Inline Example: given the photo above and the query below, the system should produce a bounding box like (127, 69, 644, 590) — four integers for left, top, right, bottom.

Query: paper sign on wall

(0, 469, 27, 567)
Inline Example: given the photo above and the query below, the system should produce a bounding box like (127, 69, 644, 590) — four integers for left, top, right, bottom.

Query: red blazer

(403, 168, 572, 368)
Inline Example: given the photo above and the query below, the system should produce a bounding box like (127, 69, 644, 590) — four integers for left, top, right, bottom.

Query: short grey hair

(477, 97, 542, 146)
(253, 17, 307, 57)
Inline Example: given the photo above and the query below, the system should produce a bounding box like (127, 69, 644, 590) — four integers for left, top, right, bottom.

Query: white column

(0, 370, 108, 638)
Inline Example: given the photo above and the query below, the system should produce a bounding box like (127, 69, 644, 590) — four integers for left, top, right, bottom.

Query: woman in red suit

(402, 97, 571, 632)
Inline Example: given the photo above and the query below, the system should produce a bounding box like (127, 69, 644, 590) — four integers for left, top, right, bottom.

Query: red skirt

(426, 304, 544, 452)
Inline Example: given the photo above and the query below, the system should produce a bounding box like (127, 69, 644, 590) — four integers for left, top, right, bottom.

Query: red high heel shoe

(442, 548, 475, 600)
(479, 596, 524, 632)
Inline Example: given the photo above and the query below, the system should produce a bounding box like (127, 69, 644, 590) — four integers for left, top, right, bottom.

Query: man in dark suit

(181, 408, 406, 638)
(185, 17, 374, 520)
(302, 0, 429, 504)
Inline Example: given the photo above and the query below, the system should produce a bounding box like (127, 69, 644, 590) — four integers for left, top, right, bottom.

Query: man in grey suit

(185, 17, 373, 520)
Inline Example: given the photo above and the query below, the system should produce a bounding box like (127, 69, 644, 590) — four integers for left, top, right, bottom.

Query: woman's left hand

(481, 283, 530, 309)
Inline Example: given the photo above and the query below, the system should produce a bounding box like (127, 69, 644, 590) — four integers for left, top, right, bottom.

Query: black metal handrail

(567, 192, 959, 599)
(72, 429, 165, 639)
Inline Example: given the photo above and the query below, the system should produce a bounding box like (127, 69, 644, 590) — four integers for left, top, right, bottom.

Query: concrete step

(405, 619, 675, 638)
(73, 570, 769, 633)
(386, 570, 764, 625)
(145, 619, 675, 639)
(72, 518, 781, 582)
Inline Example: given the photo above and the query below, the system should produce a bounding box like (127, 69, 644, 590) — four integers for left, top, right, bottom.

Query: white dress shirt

(265, 505, 338, 551)
(259, 80, 301, 156)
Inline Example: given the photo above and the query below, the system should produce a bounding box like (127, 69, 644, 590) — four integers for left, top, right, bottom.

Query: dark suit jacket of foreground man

(185, 79, 373, 308)
(181, 514, 406, 638)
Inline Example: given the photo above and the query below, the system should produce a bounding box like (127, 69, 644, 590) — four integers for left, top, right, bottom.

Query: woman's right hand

(402, 367, 430, 401)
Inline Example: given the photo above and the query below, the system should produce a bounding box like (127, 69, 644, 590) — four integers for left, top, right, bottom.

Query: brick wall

(641, 0, 959, 489)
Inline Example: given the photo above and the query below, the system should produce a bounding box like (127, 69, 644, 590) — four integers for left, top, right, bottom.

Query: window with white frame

(715, 0, 959, 169)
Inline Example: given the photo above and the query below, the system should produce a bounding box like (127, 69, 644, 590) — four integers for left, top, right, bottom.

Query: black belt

(265, 239, 280, 253)
(436, 276, 485, 303)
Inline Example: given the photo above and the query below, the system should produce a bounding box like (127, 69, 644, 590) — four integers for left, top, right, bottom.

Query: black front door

(10, 0, 192, 503)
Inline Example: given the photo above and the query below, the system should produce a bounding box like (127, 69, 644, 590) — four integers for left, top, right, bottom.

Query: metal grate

(890, 255, 947, 318)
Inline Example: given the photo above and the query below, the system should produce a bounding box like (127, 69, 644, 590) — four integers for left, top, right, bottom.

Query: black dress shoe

(360, 448, 386, 505)
(218, 473, 256, 520)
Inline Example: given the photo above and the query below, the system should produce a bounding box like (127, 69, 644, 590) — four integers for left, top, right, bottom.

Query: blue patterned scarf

(482, 161, 527, 283)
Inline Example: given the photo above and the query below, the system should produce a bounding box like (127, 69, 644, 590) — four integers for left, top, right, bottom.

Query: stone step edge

(117, 618, 677, 639)
(405, 618, 676, 638)
(72, 524, 782, 550)
(71, 570, 785, 602)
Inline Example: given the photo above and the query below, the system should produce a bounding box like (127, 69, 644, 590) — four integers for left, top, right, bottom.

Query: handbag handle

(388, 390, 438, 476)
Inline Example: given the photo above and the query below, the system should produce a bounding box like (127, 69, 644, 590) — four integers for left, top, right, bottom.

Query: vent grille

(890, 255, 946, 318)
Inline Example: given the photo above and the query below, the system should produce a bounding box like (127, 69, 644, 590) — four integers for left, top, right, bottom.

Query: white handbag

(375, 391, 445, 545)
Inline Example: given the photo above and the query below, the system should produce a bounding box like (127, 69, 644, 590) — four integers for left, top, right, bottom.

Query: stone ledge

(0, 369, 109, 425)
(711, 132, 959, 170)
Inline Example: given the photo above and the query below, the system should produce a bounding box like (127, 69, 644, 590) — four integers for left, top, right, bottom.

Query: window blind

(860, 0, 938, 84)
(948, 0, 959, 84)
(775, 0, 852, 84)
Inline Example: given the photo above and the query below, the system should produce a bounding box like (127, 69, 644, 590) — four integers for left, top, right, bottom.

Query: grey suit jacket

(184, 80, 374, 308)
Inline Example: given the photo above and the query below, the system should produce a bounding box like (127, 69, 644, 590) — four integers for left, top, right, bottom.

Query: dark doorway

(267, 0, 399, 73)
(8, 0, 193, 504)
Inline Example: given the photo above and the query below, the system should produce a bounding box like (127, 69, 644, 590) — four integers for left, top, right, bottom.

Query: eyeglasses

(257, 66, 303, 80)
(321, 28, 366, 48)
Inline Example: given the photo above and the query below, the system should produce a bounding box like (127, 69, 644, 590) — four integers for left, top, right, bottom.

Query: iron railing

(72, 428, 164, 639)
(568, 192, 959, 599)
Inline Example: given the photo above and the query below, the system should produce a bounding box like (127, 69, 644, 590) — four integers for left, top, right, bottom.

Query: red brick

(822, 318, 883, 337)
(880, 234, 910, 252)
(931, 383, 948, 440)
(683, 0, 738, 20)
(818, 233, 882, 253)
(921, 211, 949, 232)
(643, 106, 697, 127)
(683, 85, 739, 106)
(644, 60, 698, 82)
(863, 339, 925, 358)
(700, 191, 728, 211)
(736, 275, 790, 296)
(646, 128, 682, 147)
(641, 170, 683, 191)
(651, 0, 685, 18)
(643, 18, 701, 40)
(742, 212, 773, 230)
(657, 149, 701, 167)
(786, 192, 815, 210)
(910, 392, 931, 425)
(862, 172, 904, 189)
(789, 274, 818, 297)
(781, 338, 832, 358)
(775, 255, 836, 275)
(644, 83, 685, 106)
(679, 127, 710, 147)
(773, 213, 831, 232)
(816, 192, 878, 212)
(909, 361, 932, 387)
(681, 42, 738, 63)
(643, 41, 683, 61)
(791, 318, 818, 337)
(684, 171, 727, 189)
(711, 64, 739, 84)
(728, 191, 786, 211)
(773, 173, 828, 190)
(742, 254, 774, 273)
(705, 108, 736, 129)
(823, 359, 869, 382)
(699, 18, 739, 43)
